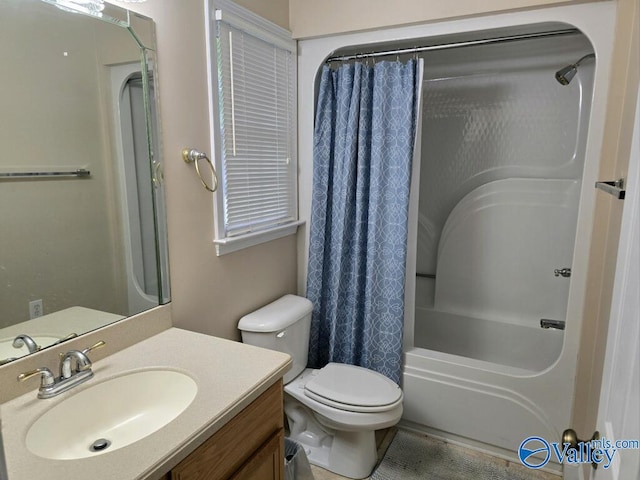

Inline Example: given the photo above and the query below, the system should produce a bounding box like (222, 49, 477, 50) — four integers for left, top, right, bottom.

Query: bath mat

(370, 430, 556, 480)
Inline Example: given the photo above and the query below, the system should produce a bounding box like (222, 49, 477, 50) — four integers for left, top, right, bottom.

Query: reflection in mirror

(0, 0, 169, 364)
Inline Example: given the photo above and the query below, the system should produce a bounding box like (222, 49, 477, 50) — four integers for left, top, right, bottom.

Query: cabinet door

(171, 381, 283, 480)
(230, 431, 284, 480)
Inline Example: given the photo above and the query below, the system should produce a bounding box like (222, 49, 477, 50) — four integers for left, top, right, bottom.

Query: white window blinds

(215, 15, 296, 239)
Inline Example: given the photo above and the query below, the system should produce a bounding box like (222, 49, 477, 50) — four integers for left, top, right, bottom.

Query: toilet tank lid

(238, 294, 313, 332)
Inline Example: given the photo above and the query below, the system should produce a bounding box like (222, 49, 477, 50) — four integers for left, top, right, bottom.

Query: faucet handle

(82, 340, 105, 355)
(58, 340, 105, 363)
(53, 333, 79, 345)
(17, 367, 55, 387)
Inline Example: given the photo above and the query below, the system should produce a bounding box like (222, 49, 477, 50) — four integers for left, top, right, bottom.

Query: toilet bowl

(238, 295, 403, 479)
(284, 365, 402, 478)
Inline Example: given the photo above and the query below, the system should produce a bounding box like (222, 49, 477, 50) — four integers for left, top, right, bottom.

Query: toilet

(238, 294, 403, 479)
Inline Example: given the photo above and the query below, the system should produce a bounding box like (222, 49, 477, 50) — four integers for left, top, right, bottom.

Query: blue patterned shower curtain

(306, 60, 420, 384)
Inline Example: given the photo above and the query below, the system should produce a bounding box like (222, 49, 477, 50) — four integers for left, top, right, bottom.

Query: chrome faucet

(60, 349, 93, 379)
(17, 340, 105, 399)
(12, 334, 40, 353)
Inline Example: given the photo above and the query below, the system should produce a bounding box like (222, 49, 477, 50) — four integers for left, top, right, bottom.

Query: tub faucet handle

(554, 267, 571, 278)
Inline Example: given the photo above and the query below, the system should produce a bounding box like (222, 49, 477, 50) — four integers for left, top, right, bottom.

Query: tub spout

(540, 319, 565, 330)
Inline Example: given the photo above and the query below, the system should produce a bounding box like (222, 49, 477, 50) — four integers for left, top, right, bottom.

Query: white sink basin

(0, 335, 60, 360)
(26, 370, 198, 460)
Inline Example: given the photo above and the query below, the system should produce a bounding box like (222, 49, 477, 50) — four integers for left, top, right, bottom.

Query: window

(207, 0, 300, 255)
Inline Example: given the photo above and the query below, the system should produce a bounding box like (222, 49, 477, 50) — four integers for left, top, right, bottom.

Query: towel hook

(182, 148, 218, 193)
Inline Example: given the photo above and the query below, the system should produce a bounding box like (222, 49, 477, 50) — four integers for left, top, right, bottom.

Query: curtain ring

(182, 148, 218, 192)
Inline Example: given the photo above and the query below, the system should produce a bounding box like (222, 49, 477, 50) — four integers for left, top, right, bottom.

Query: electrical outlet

(29, 299, 43, 319)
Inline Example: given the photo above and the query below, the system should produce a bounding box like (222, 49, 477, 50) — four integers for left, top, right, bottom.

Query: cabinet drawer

(171, 380, 283, 480)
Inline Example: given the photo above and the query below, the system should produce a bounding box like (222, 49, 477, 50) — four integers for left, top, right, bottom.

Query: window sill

(214, 220, 304, 256)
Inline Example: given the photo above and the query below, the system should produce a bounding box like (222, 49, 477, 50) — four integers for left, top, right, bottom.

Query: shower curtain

(306, 59, 421, 384)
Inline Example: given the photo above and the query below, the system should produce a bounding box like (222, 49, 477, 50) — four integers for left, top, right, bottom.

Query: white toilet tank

(238, 295, 313, 384)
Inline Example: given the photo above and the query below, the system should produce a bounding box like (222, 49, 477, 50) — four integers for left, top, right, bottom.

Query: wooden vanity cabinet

(164, 380, 284, 480)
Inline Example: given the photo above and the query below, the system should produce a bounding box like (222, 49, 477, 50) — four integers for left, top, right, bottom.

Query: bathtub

(401, 53, 589, 463)
(402, 306, 569, 470)
(414, 307, 564, 373)
(402, 174, 580, 462)
(403, 177, 578, 467)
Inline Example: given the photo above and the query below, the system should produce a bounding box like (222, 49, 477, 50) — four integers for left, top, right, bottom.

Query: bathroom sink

(0, 335, 60, 359)
(25, 370, 198, 460)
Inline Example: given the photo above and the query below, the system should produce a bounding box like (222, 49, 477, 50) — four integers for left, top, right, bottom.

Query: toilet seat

(285, 368, 404, 432)
(304, 363, 402, 413)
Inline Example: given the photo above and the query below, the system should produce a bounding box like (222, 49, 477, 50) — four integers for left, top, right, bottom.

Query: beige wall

(235, 0, 290, 29)
(113, 0, 296, 341)
(289, 0, 587, 38)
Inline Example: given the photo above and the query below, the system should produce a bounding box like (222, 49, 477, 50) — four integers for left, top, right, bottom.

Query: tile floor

(307, 429, 560, 480)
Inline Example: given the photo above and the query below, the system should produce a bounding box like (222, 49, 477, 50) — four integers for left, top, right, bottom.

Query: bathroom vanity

(164, 380, 284, 480)
(0, 327, 291, 480)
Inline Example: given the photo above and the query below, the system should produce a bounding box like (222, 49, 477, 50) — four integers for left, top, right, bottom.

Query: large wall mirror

(0, 0, 169, 365)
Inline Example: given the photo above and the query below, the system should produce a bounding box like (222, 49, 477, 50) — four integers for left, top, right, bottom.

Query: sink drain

(89, 438, 111, 453)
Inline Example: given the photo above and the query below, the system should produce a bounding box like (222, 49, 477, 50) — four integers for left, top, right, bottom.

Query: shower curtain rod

(325, 28, 580, 63)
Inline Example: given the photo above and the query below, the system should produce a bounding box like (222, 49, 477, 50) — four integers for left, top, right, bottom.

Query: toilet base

(285, 396, 377, 479)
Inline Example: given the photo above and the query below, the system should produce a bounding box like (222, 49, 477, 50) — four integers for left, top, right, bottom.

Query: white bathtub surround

(403, 14, 608, 460)
(297, 0, 616, 468)
(432, 179, 580, 331)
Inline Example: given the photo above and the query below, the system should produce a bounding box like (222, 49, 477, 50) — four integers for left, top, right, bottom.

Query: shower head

(555, 53, 595, 85)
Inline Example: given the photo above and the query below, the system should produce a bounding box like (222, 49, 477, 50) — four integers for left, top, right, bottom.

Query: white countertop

(0, 327, 291, 480)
